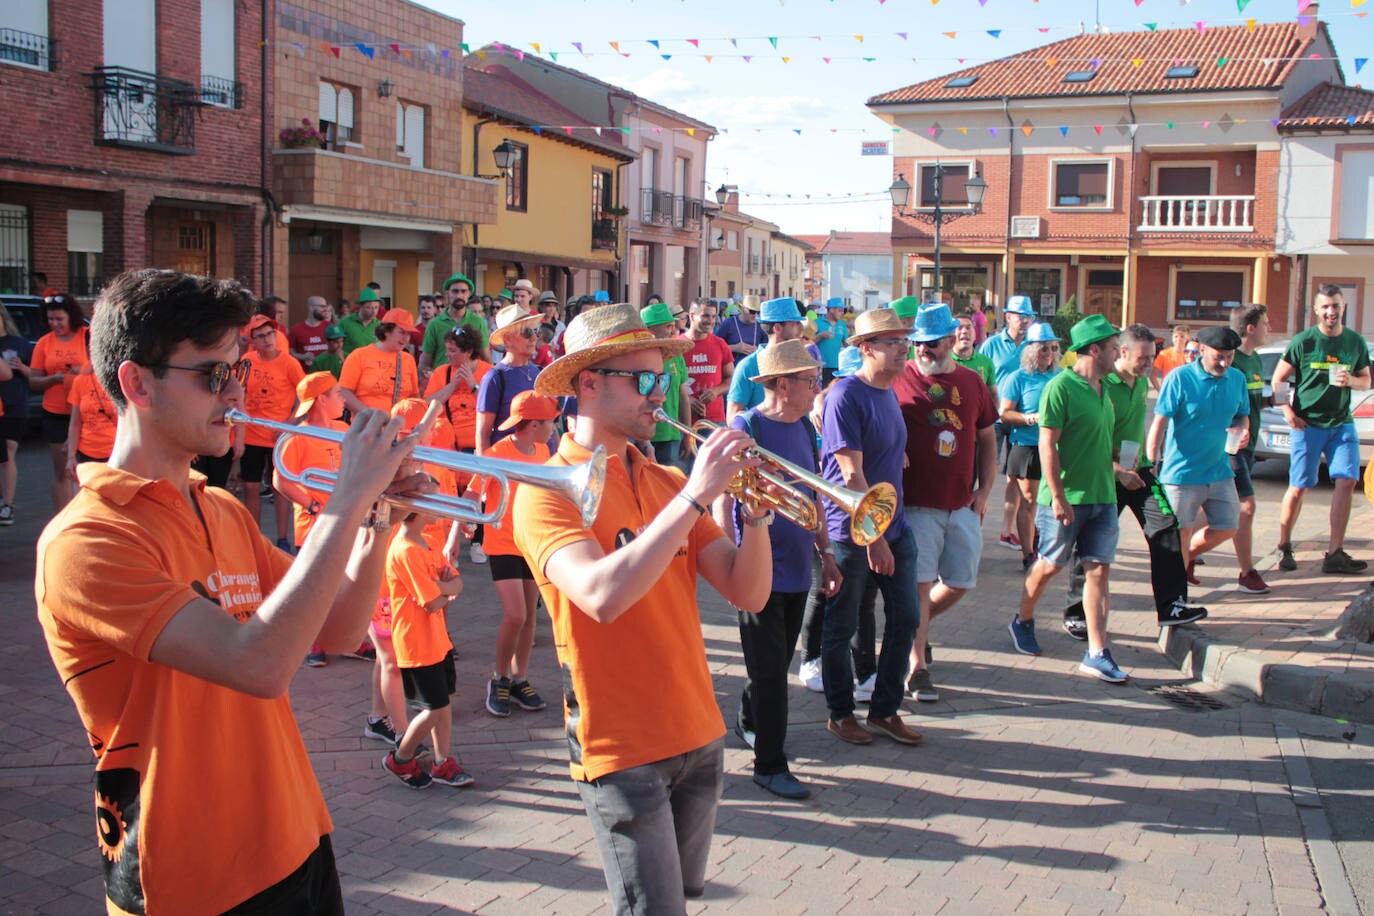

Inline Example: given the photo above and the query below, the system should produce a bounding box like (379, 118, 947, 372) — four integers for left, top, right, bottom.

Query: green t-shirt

(953, 351, 996, 391)
(422, 310, 490, 366)
(651, 354, 689, 443)
(1230, 348, 1265, 453)
(1037, 370, 1117, 506)
(309, 351, 343, 379)
(1282, 326, 1371, 428)
(1103, 371, 1150, 469)
(337, 313, 379, 356)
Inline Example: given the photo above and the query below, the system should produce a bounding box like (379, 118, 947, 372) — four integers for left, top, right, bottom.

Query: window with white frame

(396, 101, 425, 168)
(200, 0, 236, 107)
(918, 162, 972, 207)
(1171, 267, 1248, 324)
(1338, 151, 1374, 240)
(1052, 160, 1111, 208)
(2, 0, 51, 70)
(318, 81, 354, 148)
(67, 210, 103, 297)
(726, 230, 738, 250)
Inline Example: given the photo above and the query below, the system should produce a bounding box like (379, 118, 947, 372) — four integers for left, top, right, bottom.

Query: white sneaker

(853, 673, 876, 704)
(470, 543, 488, 564)
(797, 658, 824, 692)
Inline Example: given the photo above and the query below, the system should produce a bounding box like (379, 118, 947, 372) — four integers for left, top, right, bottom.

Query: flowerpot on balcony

(279, 118, 327, 150)
(601, 207, 629, 219)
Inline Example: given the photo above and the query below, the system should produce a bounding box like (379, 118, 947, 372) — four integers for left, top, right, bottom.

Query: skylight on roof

(1063, 70, 1097, 83)
(945, 75, 978, 88)
(1165, 65, 1201, 79)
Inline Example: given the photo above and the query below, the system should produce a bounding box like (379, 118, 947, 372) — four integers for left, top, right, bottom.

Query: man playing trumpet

(514, 302, 773, 913)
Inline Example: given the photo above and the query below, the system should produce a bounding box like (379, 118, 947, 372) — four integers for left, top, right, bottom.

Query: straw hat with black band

(535, 302, 693, 397)
(847, 307, 914, 344)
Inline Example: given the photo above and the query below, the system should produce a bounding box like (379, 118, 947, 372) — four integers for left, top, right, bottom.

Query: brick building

(866, 19, 1344, 331)
(1, 0, 270, 300)
(270, 0, 497, 314)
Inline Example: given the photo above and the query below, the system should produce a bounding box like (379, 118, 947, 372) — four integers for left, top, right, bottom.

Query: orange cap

(381, 308, 415, 331)
(389, 396, 430, 433)
(294, 371, 338, 418)
(246, 314, 276, 333)
(498, 390, 560, 431)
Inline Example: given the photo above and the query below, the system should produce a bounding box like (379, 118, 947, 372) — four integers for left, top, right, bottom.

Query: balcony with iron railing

(0, 28, 57, 71)
(1137, 195, 1255, 232)
(640, 189, 705, 231)
(748, 254, 761, 274)
(90, 66, 200, 154)
(592, 217, 618, 250)
(200, 74, 242, 109)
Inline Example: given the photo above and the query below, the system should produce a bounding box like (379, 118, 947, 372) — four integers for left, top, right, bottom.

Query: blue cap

(825, 297, 844, 310)
(1005, 295, 1036, 316)
(593, 290, 611, 303)
(835, 346, 863, 378)
(1026, 322, 1060, 343)
(908, 303, 960, 343)
(759, 297, 803, 324)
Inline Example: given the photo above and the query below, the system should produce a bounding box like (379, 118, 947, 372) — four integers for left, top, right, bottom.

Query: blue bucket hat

(908, 303, 960, 343)
(835, 345, 863, 377)
(1026, 322, 1060, 343)
(759, 297, 803, 324)
(592, 290, 611, 303)
(1005, 295, 1036, 317)
(825, 297, 844, 310)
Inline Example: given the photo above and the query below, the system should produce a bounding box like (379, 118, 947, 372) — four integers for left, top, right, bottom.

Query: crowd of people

(25, 269, 1371, 913)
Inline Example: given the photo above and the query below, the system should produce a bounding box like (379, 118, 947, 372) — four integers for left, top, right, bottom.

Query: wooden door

(176, 221, 213, 276)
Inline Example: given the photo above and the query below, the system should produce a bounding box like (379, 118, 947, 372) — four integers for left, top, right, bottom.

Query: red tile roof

(868, 22, 1322, 106)
(821, 232, 892, 256)
(463, 64, 634, 159)
(1279, 81, 1374, 129)
(794, 234, 830, 252)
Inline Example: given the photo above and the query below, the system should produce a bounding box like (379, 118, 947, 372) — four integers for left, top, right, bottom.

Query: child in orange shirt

(464, 390, 558, 718)
(65, 362, 118, 477)
(383, 504, 470, 789)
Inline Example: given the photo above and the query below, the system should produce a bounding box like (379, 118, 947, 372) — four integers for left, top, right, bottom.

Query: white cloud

(621, 67, 699, 100)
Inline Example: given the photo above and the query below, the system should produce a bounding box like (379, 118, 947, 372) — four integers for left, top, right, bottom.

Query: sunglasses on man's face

(144, 358, 252, 394)
(592, 368, 671, 396)
(516, 326, 538, 340)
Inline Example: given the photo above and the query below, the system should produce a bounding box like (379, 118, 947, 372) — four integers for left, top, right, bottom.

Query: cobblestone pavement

(2, 441, 1370, 914)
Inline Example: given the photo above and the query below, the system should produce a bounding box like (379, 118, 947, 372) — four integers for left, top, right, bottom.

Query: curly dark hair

(42, 294, 85, 333)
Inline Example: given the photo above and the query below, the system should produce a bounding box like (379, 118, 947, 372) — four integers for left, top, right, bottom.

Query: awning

(281, 204, 453, 235)
(477, 247, 618, 274)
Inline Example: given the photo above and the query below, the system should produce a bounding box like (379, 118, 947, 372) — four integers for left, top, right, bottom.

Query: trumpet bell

(845, 481, 897, 547)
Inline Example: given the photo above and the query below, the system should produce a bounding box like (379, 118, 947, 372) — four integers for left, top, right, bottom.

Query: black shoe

(734, 721, 756, 749)
(753, 771, 810, 799)
(509, 680, 546, 711)
(1159, 599, 1208, 627)
(1278, 542, 1297, 571)
(1323, 549, 1368, 575)
(1061, 615, 1088, 641)
(363, 716, 398, 744)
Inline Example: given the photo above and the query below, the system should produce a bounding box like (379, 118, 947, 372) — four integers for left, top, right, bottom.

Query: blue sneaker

(1079, 648, 1128, 683)
(1008, 617, 1042, 656)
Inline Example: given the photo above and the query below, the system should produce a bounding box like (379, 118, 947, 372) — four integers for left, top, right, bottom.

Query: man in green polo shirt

(1013, 314, 1131, 683)
(642, 302, 691, 468)
(337, 288, 380, 355)
(1229, 304, 1271, 594)
(420, 272, 491, 380)
(953, 311, 996, 391)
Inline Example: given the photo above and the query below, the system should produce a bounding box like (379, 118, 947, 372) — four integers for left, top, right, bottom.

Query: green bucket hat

(640, 302, 676, 328)
(442, 272, 472, 292)
(1068, 313, 1120, 352)
(497, 289, 515, 302)
(888, 295, 921, 320)
(324, 324, 345, 340)
(357, 288, 381, 303)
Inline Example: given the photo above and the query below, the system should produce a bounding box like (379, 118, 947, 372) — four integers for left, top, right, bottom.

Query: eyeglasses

(915, 338, 948, 350)
(144, 358, 251, 394)
(787, 373, 822, 390)
(516, 326, 538, 340)
(592, 368, 671, 396)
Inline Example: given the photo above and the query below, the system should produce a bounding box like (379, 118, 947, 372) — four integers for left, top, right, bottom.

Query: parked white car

(1251, 339, 1374, 464)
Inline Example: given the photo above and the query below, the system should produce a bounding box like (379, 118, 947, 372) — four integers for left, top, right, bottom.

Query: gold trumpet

(225, 409, 607, 528)
(652, 409, 896, 546)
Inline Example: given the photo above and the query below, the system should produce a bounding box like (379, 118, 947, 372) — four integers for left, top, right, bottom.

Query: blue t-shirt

(0, 335, 34, 417)
(730, 410, 817, 592)
(727, 342, 822, 412)
(716, 315, 765, 363)
(476, 360, 541, 446)
(979, 329, 1027, 387)
(1155, 360, 1251, 486)
(821, 375, 908, 545)
(812, 316, 848, 369)
(1000, 367, 1060, 447)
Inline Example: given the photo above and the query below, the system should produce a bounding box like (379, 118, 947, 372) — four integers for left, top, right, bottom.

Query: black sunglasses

(144, 358, 251, 394)
(593, 368, 671, 396)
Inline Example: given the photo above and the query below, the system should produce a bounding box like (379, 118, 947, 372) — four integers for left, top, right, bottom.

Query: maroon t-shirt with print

(892, 361, 998, 512)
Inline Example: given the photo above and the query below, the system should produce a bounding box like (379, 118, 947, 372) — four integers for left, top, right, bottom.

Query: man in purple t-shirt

(892, 305, 998, 704)
(716, 340, 839, 800)
(819, 308, 922, 748)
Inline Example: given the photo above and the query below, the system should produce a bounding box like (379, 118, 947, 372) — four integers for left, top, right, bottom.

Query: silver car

(1251, 339, 1374, 463)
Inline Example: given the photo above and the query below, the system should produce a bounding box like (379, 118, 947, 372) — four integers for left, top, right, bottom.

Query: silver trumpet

(224, 408, 607, 528)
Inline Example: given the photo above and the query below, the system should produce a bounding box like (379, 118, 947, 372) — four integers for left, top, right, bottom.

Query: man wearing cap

(511, 302, 773, 911)
(953, 311, 996, 391)
(1147, 325, 1254, 585)
(716, 339, 837, 800)
(421, 273, 491, 379)
(813, 298, 849, 384)
(1061, 323, 1206, 640)
(288, 296, 334, 370)
(1271, 285, 1371, 575)
(237, 315, 305, 553)
(338, 289, 381, 356)
(1014, 315, 1130, 683)
(725, 298, 820, 421)
(310, 325, 346, 379)
(642, 303, 691, 468)
(681, 298, 734, 426)
(893, 304, 998, 703)
(717, 295, 765, 364)
(981, 294, 1036, 553)
(820, 308, 924, 747)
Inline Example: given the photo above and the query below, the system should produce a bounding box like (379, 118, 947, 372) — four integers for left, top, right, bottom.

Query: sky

(429, 0, 1374, 237)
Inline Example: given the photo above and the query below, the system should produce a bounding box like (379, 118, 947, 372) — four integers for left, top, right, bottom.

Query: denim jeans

(801, 554, 878, 680)
(821, 527, 920, 720)
(576, 738, 725, 914)
(652, 438, 682, 469)
(738, 591, 807, 775)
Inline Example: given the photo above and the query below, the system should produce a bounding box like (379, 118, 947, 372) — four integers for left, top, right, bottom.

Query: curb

(1157, 625, 1374, 725)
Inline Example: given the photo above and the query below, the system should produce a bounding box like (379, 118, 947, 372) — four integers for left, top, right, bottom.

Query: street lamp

(477, 140, 518, 180)
(715, 184, 730, 206)
(890, 167, 987, 303)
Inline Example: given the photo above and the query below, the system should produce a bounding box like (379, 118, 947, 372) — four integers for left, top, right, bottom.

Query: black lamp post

(890, 167, 987, 303)
(715, 184, 730, 206)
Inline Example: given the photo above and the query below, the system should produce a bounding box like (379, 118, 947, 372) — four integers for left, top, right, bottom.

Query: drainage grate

(1145, 683, 1234, 712)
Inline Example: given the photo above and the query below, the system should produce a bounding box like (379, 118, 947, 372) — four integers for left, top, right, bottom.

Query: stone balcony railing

(1137, 195, 1256, 232)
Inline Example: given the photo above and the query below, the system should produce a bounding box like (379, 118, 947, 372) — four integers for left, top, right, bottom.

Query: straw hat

(749, 339, 822, 382)
(848, 308, 913, 344)
(740, 294, 762, 312)
(489, 304, 543, 345)
(535, 301, 694, 397)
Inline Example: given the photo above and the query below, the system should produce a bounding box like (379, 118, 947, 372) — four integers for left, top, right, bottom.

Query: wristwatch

(743, 509, 775, 528)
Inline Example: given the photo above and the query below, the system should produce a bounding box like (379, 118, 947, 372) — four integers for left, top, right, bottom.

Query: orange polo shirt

(242, 350, 305, 448)
(276, 419, 346, 545)
(422, 359, 493, 450)
(1153, 347, 1189, 380)
(478, 437, 549, 558)
(35, 465, 332, 915)
(512, 434, 726, 782)
(32, 330, 90, 415)
(386, 532, 452, 669)
(67, 370, 118, 459)
(339, 345, 419, 413)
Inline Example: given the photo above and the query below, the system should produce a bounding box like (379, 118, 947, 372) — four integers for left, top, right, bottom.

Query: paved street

(1, 440, 1371, 914)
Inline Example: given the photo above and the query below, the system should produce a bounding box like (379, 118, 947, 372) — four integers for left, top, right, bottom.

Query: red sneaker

(430, 756, 475, 788)
(998, 533, 1022, 551)
(383, 751, 432, 789)
(1236, 569, 1271, 595)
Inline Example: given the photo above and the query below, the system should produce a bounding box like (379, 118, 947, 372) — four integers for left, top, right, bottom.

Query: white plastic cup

(1225, 427, 1246, 455)
(1118, 439, 1140, 470)
(1, 350, 14, 362)
(1273, 380, 1291, 405)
